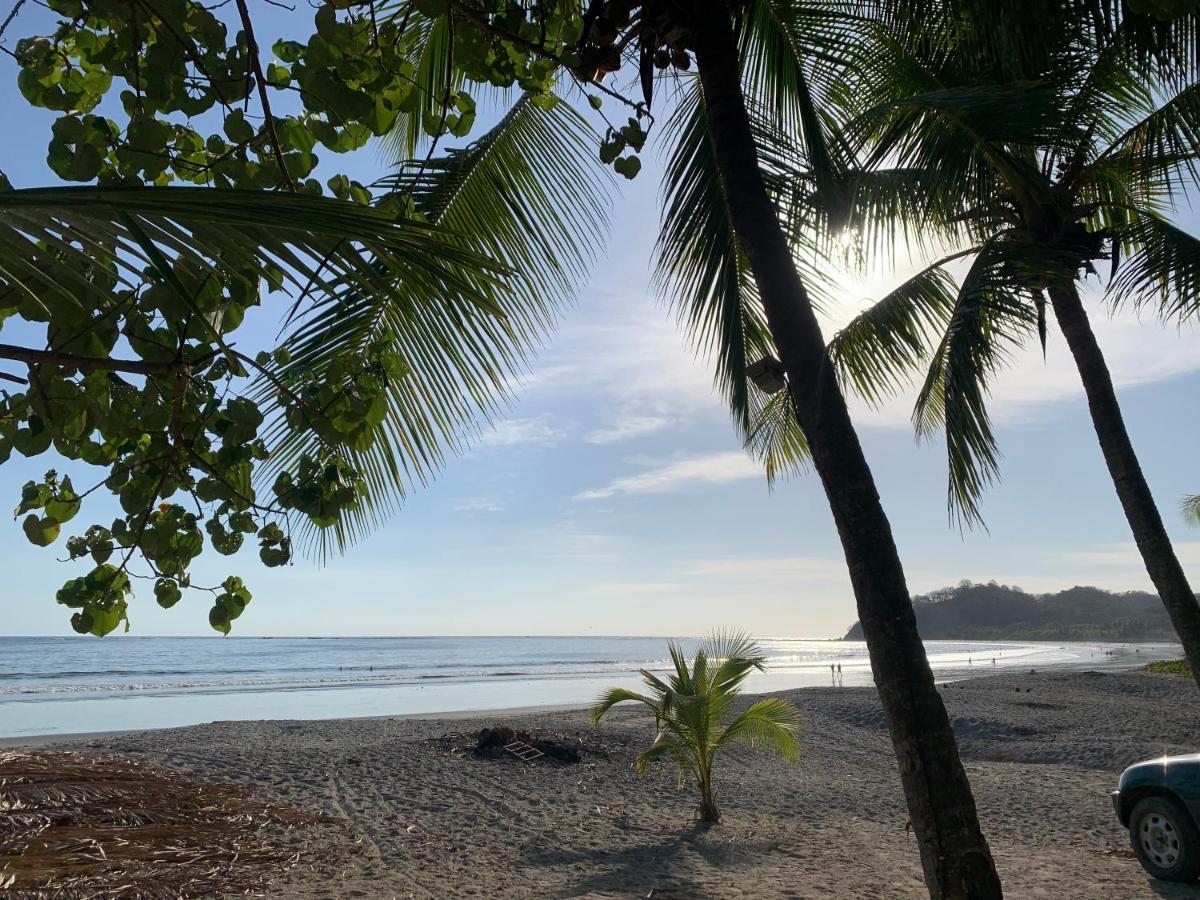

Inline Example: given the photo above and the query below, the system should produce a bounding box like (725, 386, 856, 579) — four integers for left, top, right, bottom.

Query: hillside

(842, 582, 1180, 641)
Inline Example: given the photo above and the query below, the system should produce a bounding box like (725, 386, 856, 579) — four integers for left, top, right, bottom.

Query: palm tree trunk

(1048, 283, 1200, 686)
(689, 7, 1001, 898)
(698, 765, 721, 824)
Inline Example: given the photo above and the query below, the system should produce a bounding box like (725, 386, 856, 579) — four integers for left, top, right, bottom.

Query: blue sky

(2, 5, 1199, 638)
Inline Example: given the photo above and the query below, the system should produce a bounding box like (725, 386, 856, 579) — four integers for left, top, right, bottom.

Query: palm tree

(591, 632, 800, 824)
(677, 5, 1004, 894)
(788, 2, 1200, 691)
(280, 2, 1006, 894)
(1185, 496, 1200, 527)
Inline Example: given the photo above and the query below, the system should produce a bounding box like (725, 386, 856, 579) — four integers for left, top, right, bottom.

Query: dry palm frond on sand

(0, 751, 330, 898)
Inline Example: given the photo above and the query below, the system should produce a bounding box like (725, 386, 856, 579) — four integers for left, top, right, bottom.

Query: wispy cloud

(514, 290, 724, 424)
(683, 556, 849, 582)
(453, 496, 505, 513)
(573, 580, 688, 599)
(575, 451, 761, 500)
(586, 415, 673, 444)
(1049, 541, 1200, 570)
(477, 416, 566, 448)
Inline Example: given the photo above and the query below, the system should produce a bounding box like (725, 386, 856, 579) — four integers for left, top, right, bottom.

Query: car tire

(1129, 795, 1200, 883)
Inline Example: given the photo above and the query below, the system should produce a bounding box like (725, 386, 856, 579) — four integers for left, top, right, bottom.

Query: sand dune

(23, 670, 1200, 898)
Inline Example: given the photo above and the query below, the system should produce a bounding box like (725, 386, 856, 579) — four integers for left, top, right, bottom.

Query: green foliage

(655, 82, 776, 438)
(1143, 658, 1193, 677)
(843, 581, 1184, 641)
(5, 0, 573, 634)
(591, 632, 801, 824)
(794, 1, 1200, 525)
(3, 0, 647, 633)
(829, 263, 959, 408)
(271, 94, 610, 555)
(0, 181, 502, 635)
(12, 0, 574, 192)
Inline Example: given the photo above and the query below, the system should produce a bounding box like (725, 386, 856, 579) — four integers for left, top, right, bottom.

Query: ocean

(0, 635, 1179, 739)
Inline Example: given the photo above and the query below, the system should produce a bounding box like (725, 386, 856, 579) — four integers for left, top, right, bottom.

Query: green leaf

(22, 513, 61, 546)
(266, 61, 292, 87)
(613, 155, 642, 179)
(154, 577, 182, 609)
(224, 109, 256, 144)
(209, 603, 231, 635)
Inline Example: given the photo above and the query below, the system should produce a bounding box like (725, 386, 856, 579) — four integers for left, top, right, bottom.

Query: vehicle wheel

(1129, 796, 1200, 883)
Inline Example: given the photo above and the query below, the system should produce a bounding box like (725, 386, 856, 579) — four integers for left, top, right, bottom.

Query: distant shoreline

(842, 582, 1189, 642)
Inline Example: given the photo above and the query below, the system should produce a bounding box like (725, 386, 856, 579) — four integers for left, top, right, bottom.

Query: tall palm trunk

(689, 6, 1001, 897)
(1048, 283, 1200, 686)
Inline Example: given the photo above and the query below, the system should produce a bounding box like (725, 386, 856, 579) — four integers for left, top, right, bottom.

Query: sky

(2, 5, 1199, 638)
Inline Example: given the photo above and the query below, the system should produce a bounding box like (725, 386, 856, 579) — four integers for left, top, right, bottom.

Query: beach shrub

(591, 632, 801, 824)
(1143, 658, 1193, 677)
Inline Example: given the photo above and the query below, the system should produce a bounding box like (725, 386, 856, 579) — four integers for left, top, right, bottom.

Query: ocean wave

(0, 639, 1111, 701)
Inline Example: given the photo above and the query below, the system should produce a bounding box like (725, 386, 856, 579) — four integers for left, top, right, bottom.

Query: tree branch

(0, 0, 27, 42)
(234, 0, 296, 192)
(441, 0, 645, 114)
(0, 343, 186, 376)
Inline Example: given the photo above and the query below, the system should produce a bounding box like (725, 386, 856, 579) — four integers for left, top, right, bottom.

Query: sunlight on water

(0, 636, 1180, 739)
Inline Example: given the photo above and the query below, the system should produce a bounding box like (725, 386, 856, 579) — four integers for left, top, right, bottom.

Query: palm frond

(1049, 21, 1154, 168)
(269, 95, 610, 556)
(0, 186, 492, 316)
(590, 687, 660, 725)
(697, 630, 766, 725)
(655, 80, 776, 435)
(716, 697, 803, 760)
(1109, 212, 1200, 324)
(1184, 494, 1200, 527)
(739, 0, 857, 228)
(1096, 82, 1200, 201)
(702, 629, 763, 666)
(634, 731, 691, 777)
(913, 247, 1037, 526)
(377, 12, 462, 160)
(742, 258, 961, 484)
(743, 388, 811, 485)
(830, 258, 963, 406)
(707, 654, 765, 708)
(846, 32, 1057, 215)
(840, 167, 971, 260)
(667, 641, 697, 694)
(656, 78, 840, 449)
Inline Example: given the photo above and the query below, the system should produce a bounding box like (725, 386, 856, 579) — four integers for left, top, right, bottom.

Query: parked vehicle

(1113, 754, 1200, 882)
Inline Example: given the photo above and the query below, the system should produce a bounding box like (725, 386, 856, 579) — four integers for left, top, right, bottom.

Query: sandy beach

(13, 668, 1200, 898)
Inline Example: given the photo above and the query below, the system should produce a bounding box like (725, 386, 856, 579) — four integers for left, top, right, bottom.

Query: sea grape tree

(1, 0, 612, 634)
